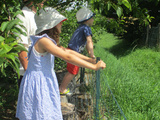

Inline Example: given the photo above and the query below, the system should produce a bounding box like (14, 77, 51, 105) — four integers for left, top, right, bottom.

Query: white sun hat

(35, 7, 67, 34)
(76, 7, 95, 23)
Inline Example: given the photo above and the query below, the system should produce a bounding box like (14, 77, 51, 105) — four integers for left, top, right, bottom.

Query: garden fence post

(158, 23, 160, 48)
(145, 25, 149, 46)
(96, 57, 100, 120)
(80, 68, 85, 84)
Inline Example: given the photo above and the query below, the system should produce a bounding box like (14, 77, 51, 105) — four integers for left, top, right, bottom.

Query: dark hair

(38, 27, 60, 45)
(23, 0, 28, 4)
(21, 0, 31, 7)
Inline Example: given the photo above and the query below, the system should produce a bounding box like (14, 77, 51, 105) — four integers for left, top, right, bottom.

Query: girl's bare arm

(35, 38, 106, 70)
(59, 46, 96, 64)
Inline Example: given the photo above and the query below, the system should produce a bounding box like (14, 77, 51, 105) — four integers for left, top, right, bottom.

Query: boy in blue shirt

(60, 7, 96, 94)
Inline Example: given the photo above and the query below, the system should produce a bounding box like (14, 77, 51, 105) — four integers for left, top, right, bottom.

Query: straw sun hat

(35, 7, 67, 34)
(76, 7, 95, 23)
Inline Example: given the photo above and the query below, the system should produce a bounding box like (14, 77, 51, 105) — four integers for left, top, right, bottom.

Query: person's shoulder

(78, 24, 89, 29)
(22, 6, 35, 17)
(81, 24, 91, 31)
(17, 6, 30, 20)
(22, 6, 32, 12)
(16, 12, 26, 22)
(39, 34, 57, 45)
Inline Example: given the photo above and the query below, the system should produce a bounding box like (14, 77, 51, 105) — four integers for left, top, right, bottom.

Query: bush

(105, 18, 126, 37)
(0, 66, 18, 119)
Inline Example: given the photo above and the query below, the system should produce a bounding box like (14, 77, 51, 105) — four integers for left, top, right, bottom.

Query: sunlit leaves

(0, 21, 9, 32)
(107, 1, 112, 10)
(0, 9, 26, 77)
(0, 36, 5, 42)
(90, 0, 131, 18)
(116, 6, 123, 18)
(122, 0, 132, 11)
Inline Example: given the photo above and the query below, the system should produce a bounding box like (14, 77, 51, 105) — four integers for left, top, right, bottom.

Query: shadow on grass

(107, 40, 136, 58)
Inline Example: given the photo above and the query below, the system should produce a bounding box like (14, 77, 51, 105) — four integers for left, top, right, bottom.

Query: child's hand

(59, 46, 66, 51)
(91, 58, 96, 64)
(96, 60, 106, 70)
(92, 55, 95, 59)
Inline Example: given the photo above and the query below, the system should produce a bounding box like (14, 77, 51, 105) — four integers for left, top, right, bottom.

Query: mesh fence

(148, 26, 159, 47)
(143, 24, 160, 47)
(66, 58, 127, 120)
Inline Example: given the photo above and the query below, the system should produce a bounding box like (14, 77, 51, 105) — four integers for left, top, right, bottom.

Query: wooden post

(145, 25, 149, 46)
(158, 23, 160, 48)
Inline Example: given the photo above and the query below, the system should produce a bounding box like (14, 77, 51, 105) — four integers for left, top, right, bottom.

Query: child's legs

(59, 62, 79, 93)
(59, 72, 75, 92)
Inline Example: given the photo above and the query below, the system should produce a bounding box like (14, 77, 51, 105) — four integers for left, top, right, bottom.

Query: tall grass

(94, 32, 160, 120)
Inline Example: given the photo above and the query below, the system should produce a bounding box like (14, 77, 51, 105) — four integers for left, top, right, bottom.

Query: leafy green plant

(0, 1, 28, 77)
(90, 0, 131, 18)
(0, 18, 27, 77)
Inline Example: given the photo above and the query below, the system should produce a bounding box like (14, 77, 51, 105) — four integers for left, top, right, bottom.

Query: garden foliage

(1, 0, 160, 119)
(0, 1, 107, 118)
(0, 1, 27, 77)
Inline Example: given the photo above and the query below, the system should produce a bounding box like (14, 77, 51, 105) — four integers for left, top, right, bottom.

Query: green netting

(68, 57, 127, 120)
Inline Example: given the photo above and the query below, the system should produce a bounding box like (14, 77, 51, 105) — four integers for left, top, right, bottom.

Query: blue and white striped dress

(16, 34, 63, 120)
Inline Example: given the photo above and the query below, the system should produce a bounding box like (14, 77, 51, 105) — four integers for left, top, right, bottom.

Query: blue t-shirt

(68, 24, 92, 53)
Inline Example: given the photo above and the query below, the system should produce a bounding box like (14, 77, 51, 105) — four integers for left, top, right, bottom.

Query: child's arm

(59, 46, 96, 64)
(36, 37, 105, 70)
(86, 35, 95, 59)
(18, 45, 28, 71)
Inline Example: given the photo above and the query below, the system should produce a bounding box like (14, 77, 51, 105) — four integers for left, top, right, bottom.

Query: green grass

(94, 32, 160, 120)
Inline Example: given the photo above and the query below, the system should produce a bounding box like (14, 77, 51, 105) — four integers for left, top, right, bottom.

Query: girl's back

(16, 34, 63, 120)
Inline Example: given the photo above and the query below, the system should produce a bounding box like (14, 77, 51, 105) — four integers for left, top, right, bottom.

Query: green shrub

(0, 66, 18, 119)
(105, 18, 126, 37)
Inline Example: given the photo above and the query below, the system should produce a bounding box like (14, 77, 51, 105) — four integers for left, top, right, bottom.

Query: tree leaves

(0, 16, 25, 76)
(0, 36, 5, 42)
(122, 0, 132, 11)
(0, 21, 9, 32)
(107, 1, 112, 10)
(116, 6, 123, 18)
(0, 44, 12, 55)
(12, 44, 27, 52)
(90, 0, 131, 18)
(5, 19, 21, 33)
